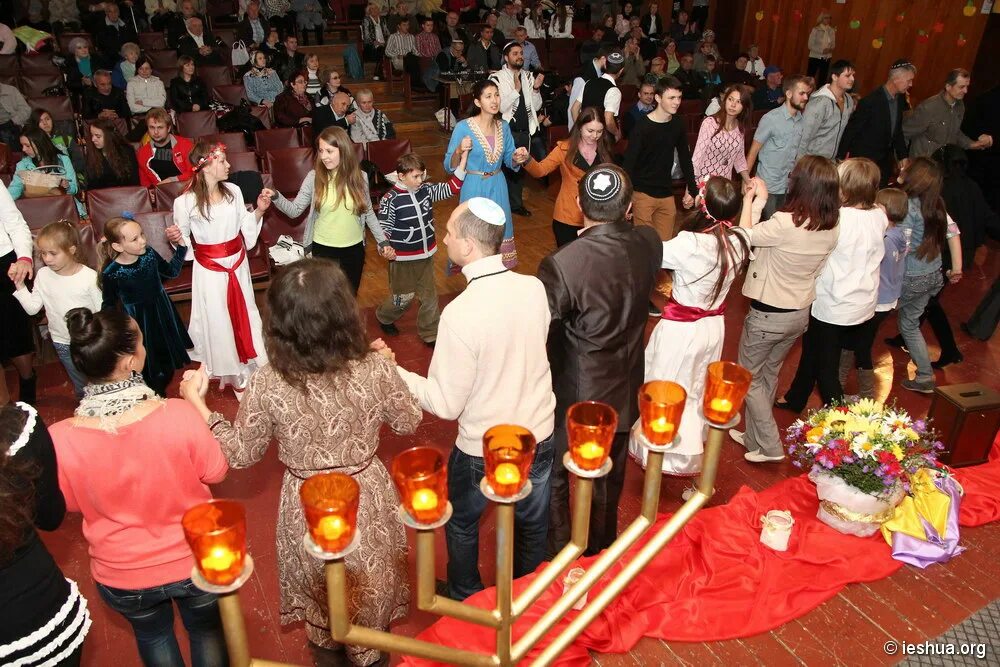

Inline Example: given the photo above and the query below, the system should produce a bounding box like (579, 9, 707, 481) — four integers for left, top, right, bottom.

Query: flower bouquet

(785, 399, 943, 537)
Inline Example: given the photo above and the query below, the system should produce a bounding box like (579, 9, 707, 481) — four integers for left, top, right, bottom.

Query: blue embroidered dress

(444, 117, 520, 267)
(101, 246, 192, 390)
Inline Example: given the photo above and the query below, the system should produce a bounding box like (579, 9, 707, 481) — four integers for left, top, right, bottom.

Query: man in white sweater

(396, 197, 556, 601)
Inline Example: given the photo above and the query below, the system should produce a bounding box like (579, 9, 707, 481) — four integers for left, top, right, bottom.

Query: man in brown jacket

(538, 165, 662, 557)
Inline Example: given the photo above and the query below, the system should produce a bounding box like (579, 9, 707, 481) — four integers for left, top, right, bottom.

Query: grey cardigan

(272, 170, 387, 251)
(796, 84, 855, 161)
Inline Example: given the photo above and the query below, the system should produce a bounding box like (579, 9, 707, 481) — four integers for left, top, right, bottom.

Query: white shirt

(14, 266, 103, 344)
(812, 206, 888, 326)
(0, 183, 32, 260)
(596, 73, 622, 117)
(568, 76, 585, 129)
(397, 254, 556, 456)
(490, 66, 543, 136)
(188, 31, 206, 47)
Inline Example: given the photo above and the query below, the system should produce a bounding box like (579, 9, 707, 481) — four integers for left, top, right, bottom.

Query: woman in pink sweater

(691, 84, 753, 189)
(49, 307, 230, 667)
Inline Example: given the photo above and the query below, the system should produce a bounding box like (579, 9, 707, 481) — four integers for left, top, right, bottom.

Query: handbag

(16, 164, 66, 198)
(231, 40, 251, 67)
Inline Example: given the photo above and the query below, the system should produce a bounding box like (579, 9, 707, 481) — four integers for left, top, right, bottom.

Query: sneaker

(901, 378, 935, 394)
(648, 301, 661, 317)
(931, 352, 964, 369)
(378, 321, 400, 336)
(744, 449, 786, 463)
(729, 429, 745, 446)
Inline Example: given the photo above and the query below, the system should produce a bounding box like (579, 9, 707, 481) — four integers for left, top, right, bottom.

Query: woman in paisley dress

(443, 78, 529, 268)
(180, 259, 421, 666)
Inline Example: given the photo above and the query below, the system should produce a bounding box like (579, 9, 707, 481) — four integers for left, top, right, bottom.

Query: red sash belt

(192, 237, 257, 363)
(661, 296, 727, 322)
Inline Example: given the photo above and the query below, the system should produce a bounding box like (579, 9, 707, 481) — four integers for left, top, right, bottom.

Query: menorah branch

(416, 529, 502, 628)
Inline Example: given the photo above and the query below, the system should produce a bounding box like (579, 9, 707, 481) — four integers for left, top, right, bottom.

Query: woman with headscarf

(243, 49, 284, 106)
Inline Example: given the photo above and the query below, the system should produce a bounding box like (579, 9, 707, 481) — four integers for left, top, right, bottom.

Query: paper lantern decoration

(957, 34, 968, 47)
(895, 12, 906, 23)
(932, 21, 945, 33)
(872, 38, 884, 49)
(963, 1, 976, 17)
(755, 10, 764, 21)
(792, 9, 803, 22)
(875, 19, 888, 31)
(849, 19, 861, 29)
(917, 30, 930, 44)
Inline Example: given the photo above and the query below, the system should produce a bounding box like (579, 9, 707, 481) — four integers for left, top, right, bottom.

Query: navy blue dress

(101, 247, 193, 393)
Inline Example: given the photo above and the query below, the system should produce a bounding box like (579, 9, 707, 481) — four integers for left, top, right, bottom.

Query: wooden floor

(24, 111, 1000, 666)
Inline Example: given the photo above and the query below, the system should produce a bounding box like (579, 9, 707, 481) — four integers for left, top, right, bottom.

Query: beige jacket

(742, 211, 839, 310)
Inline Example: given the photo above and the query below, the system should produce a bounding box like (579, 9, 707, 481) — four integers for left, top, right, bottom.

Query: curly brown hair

(0, 406, 38, 563)
(264, 259, 370, 390)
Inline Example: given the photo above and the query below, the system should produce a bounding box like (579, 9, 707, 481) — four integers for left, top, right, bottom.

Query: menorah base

(191, 555, 255, 594)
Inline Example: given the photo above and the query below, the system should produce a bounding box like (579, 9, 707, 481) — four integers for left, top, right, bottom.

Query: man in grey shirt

(796, 59, 855, 160)
(0, 82, 31, 147)
(747, 75, 811, 220)
(904, 68, 993, 158)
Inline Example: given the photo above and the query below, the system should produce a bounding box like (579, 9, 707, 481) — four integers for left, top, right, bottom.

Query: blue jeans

(898, 271, 944, 384)
(53, 341, 87, 398)
(96, 578, 228, 667)
(445, 436, 553, 601)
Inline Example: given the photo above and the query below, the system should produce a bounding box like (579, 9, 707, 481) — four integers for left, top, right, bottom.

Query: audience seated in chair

(238, 1, 269, 50)
(167, 0, 207, 48)
(274, 71, 315, 128)
(83, 118, 141, 190)
(170, 56, 211, 113)
(349, 88, 396, 144)
(0, 81, 31, 147)
(95, 3, 139, 68)
(136, 107, 194, 187)
(177, 16, 227, 66)
(312, 90, 355, 136)
(243, 50, 285, 107)
(82, 70, 132, 122)
(112, 42, 142, 90)
(8, 127, 84, 216)
(272, 34, 307, 83)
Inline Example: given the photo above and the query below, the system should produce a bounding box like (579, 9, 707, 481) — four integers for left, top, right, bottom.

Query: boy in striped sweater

(376, 150, 467, 346)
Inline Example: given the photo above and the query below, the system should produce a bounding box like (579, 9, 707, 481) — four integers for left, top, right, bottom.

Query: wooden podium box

(928, 383, 1000, 468)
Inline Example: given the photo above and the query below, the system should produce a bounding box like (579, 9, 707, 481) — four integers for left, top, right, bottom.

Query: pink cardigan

(691, 116, 748, 181)
(51, 399, 229, 589)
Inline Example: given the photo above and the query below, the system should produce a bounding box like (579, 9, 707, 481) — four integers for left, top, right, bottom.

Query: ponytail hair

(682, 176, 751, 303)
(98, 216, 133, 287)
(36, 220, 82, 264)
(66, 308, 139, 382)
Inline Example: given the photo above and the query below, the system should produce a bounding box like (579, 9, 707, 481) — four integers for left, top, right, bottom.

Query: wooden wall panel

(736, 0, 991, 103)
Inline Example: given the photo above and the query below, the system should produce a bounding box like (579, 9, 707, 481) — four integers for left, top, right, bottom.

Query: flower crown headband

(193, 143, 227, 172)
(696, 178, 734, 232)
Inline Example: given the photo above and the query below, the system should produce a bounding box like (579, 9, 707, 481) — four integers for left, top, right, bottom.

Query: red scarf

(191, 237, 257, 363)
(661, 296, 726, 322)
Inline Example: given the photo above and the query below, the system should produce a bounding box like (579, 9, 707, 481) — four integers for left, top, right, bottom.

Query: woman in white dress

(630, 176, 752, 496)
(173, 141, 274, 396)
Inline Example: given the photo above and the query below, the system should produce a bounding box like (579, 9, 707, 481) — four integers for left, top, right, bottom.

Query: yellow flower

(902, 428, 919, 441)
(806, 426, 825, 443)
(891, 444, 905, 461)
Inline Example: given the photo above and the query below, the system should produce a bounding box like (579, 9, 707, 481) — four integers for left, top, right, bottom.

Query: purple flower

(914, 419, 926, 432)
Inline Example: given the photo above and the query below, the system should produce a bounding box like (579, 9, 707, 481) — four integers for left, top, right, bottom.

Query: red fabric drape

(402, 435, 1000, 666)
(661, 297, 726, 322)
(192, 238, 257, 364)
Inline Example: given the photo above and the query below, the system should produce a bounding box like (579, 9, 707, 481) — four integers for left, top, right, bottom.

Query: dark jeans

(552, 220, 580, 247)
(312, 241, 365, 295)
(96, 579, 227, 667)
(807, 57, 830, 87)
(845, 310, 889, 369)
(547, 425, 629, 559)
(445, 436, 554, 601)
(504, 130, 546, 212)
(783, 315, 848, 409)
(761, 193, 786, 222)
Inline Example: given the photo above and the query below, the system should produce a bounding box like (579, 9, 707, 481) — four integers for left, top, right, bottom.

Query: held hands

(947, 270, 963, 285)
(513, 147, 530, 165)
(179, 365, 210, 402)
(460, 136, 473, 153)
(165, 224, 184, 245)
(379, 245, 397, 260)
(682, 191, 694, 209)
(370, 338, 396, 362)
(347, 112, 357, 125)
(257, 188, 275, 212)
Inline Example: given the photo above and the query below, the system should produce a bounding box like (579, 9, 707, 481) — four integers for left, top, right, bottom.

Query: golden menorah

(181, 361, 752, 666)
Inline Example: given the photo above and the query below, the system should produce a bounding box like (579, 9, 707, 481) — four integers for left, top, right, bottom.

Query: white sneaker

(744, 450, 785, 463)
(729, 429, 745, 446)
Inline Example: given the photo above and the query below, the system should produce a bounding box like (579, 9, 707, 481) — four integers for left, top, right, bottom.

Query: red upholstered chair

(19, 56, 62, 76)
(177, 111, 220, 139)
(86, 186, 154, 232)
(213, 28, 237, 46)
(249, 104, 272, 129)
(255, 127, 300, 153)
(75, 223, 101, 271)
(261, 174, 309, 244)
(138, 32, 168, 51)
(546, 125, 569, 150)
(212, 84, 247, 107)
(152, 179, 190, 211)
(352, 141, 365, 163)
(15, 195, 81, 232)
(366, 139, 411, 177)
(298, 124, 313, 148)
(132, 211, 194, 295)
(618, 84, 638, 111)
(19, 72, 64, 97)
(28, 96, 74, 121)
(263, 147, 314, 194)
(0, 55, 18, 78)
(679, 99, 705, 116)
(203, 132, 249, 152)
(152, 66, 178, 86)
(228, 151, 259, 172)
(199, 65, 234, 89)
(147, 49, 179, 71)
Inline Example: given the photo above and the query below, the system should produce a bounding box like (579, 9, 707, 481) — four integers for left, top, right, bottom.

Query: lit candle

(710, 398, 733, 414)
(494, 463, 521, 486)
(318, 515, 349, 542)
(650, 417, 674, 435)
(412, 488, 439, 511)
(577, 442, 605, 460)
(200, 546, 236, 573)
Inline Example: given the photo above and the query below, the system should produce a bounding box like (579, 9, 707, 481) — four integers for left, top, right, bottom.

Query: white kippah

(583, 167, 623, 202)
(468, 197, 507, 227)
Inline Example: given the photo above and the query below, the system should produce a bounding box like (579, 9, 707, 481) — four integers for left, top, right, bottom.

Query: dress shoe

(773, 399, 802, 413)
(511, 206, 532, 217)
(931, 352, 964, 369)
(648, 301, 661, 317)
(744, 449, 786, 463)
(19, 372, 37, 406)
(378, 321, 400, 336)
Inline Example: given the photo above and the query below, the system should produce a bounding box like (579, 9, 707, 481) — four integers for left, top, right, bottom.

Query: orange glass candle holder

(483, 425, 536, 497)
(182, 500, 247, 586)
(566, 401, 618, 471)
(300, 473, 360, 553)
(702, 361, 752, 425)
(639, 381, 686, 446)
(391, 447, 448, 524)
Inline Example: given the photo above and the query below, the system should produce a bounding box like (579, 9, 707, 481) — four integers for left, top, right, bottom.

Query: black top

(177, 32, 226, 66)
(510, 86, 529, 132)
(836, 85, 908, 168)
(85, 149, 141, 190)
(0, 404, 90, 661)
(149, 141, 182, 180)
(167, 12, 208, 48)
(674, 68, 705, 100)
(466, 40, 501, 73)
(582, 77, 614, 116)
(169, 75, 211, 112)
(81, 86, 131, 120)
(623, 113, 697, 198)
(311, 103, 351, 137)
(272, 50, 306, 83)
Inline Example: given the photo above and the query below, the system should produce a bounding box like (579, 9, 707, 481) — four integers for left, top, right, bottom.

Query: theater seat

(203, 132, 249, 152)
(132, 211, 193, 295)
(228, 151, 259, 172)
(138, 32, 168, 51)
(28, 95, 74, 121)
(152, 180, 189, 211)
(352, 141, 365, 163)
(255, 127, 300, 153)
(263, 147, 314, 194)
(199, 65, 234, 90)
(366, 139, 411, 177)
(212, 84, 247, 107)
(176, 111, 220, 138)
(260, 173, 308, 244)
(16, 194, 81, 231)
(547, 125, 569, 150)
(19, 72, 64, 97)
(86, 185, 154, 232)
(249, 104, 272, 129)
(0, 55, 17, 78)
(57, 33, 93, 56)
(147, 49, 178, 71)
(19, 56, 62, 77)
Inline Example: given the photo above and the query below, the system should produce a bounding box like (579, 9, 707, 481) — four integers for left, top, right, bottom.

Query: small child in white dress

(630, 176, 752, 496)
(173, 141, 275, 396)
